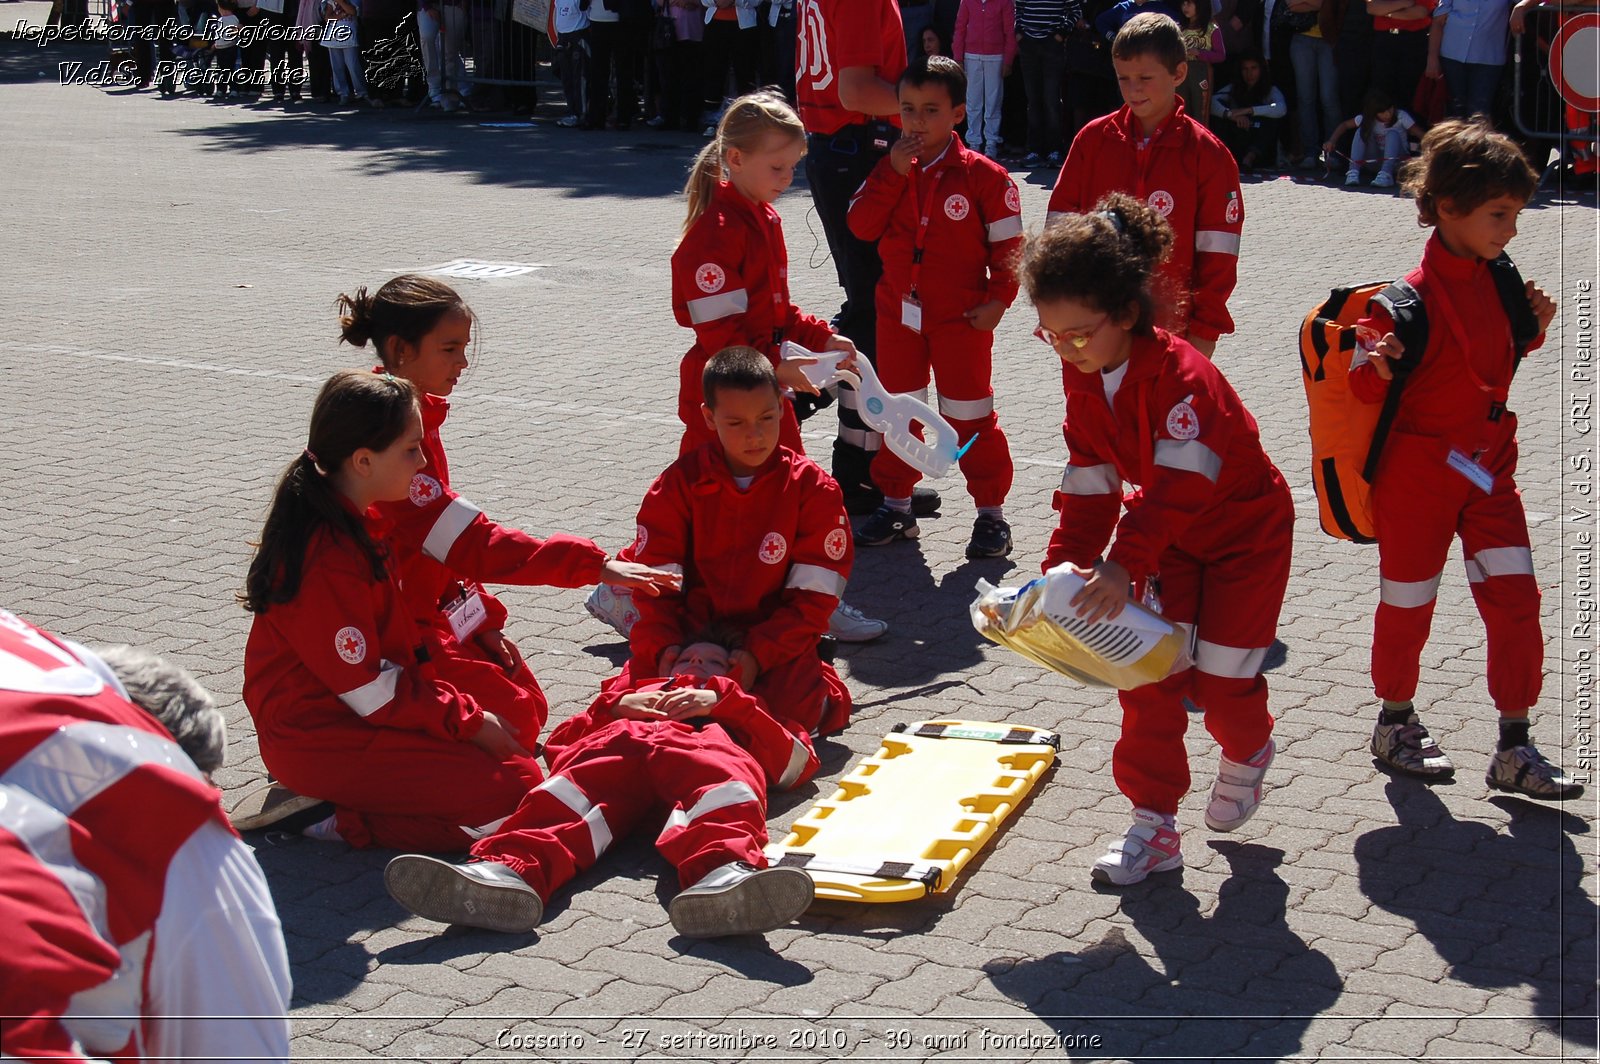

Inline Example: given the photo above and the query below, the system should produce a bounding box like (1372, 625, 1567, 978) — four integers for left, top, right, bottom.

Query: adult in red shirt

(796, 0, 938, 516)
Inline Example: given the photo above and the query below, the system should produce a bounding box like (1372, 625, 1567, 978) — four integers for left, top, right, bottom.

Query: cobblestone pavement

(1, 39, 1597, 1062)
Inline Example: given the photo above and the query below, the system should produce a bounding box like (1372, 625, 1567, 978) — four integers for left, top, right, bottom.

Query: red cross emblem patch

(334, 626, 368, 665)
(695, 263, 727, 293)
(1165, 400, 1200, 440)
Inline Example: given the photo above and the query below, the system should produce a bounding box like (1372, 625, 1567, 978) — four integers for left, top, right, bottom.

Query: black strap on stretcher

(890, 722, 1062, 750)
(773, 852, 944, 890)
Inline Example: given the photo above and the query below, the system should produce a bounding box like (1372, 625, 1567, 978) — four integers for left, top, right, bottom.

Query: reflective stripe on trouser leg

(836, 382, 884, 452)
(1461, 518, 1542, 712)
(652, 742, 769, 889)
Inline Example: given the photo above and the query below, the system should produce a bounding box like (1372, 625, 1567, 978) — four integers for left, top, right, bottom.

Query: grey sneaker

(1487, 744, 1583, 800)
(384, 856, 543, 933)
(1204, 739, 1274, 832)
(668, 861, 814, 938)
(228, 780, 325, 831)
(828, 601, 888, 643)
(1371, 711, 1455, 779)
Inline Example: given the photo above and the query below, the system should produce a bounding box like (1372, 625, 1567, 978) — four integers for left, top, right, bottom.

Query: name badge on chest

(1446, 448, 1495, 494)
(446, 588, 489, 642)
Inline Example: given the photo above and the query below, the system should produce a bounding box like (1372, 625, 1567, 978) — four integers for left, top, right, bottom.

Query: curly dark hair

(1401, 118, 1537, 228)
(1020, 192, 1176, 333)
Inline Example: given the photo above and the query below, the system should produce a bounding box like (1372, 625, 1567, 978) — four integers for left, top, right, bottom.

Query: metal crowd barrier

(1511, 4, 1600, 186)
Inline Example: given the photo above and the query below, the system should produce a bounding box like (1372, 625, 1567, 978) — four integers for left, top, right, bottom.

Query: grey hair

(92, 645, 227, 773)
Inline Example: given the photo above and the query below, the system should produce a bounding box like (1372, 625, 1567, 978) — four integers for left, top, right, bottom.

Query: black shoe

(965, 514, 1013, 559)
(855, 505, 919, 546)
(842, 484, 940, 516)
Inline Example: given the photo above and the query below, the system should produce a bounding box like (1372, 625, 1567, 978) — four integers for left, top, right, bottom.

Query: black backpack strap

(1486, 253, 1540, 370)
(1361, 280, 1428, 483)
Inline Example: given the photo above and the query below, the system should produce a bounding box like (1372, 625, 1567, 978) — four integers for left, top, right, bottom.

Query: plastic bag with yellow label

(970, 565, 1192, 691)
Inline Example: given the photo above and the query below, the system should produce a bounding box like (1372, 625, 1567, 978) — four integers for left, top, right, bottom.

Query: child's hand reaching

(601, 559, 682, 596)
(822, 333, 861, 376)
(1069, 560, 1131, 623)
(964, 299, 1005, 332)
(777, 357, 822, 395)
(1527, 281, 1556, 334)
(730, 649, 760, 687)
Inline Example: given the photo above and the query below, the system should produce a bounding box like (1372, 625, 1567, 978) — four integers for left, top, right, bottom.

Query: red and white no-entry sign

(1548, 12, 1600, 113)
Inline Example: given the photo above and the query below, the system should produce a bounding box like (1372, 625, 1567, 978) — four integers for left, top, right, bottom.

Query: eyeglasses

(1034, 316, 1110, 351)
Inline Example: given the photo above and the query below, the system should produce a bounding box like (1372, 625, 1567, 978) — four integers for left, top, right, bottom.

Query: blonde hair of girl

(682, 90, 807, 235)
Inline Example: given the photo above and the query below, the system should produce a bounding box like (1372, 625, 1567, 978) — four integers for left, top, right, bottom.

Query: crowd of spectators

(108, 0, 1593, 182)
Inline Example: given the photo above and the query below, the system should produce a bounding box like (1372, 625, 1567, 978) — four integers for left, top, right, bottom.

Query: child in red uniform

(663, 93, 887, 645)
(630, 347, 855, 738)
(671, 90, 859, 457)
(231, 278, 679, 831)
(1352, 120, 1576, 800)
(383, 632, 819, 938)
(1046, 12, 1243, 358)
(241, 371, 542, 851)
(847, 55, 1024, 559)
(1023, 193, 1294, 886)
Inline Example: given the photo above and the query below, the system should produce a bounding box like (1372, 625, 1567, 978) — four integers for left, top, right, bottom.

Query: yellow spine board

(766, 720, 1059, 903)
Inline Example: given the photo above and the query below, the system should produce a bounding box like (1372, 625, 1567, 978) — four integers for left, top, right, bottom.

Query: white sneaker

(1344, 169, 1360, 186)
(1091, 809, 1183, 886)
(1373, 170, 1396, 188)
(384, 855, 543, 933)
(667, 861, 813, 937)
(585, 583, 639, 637)
(829, 601, 887, 642)
(1204, 739, 1274, 832)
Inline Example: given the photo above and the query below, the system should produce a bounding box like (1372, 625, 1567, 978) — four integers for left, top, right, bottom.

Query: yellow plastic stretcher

(765, 719, 1059, 903)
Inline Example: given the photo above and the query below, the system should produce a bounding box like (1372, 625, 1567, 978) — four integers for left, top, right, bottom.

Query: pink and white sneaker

(1091, 808, 1183, 886)
(1204, 739, 1275, 832)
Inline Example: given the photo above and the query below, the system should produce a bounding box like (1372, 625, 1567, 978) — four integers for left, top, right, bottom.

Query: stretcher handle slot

(891, 722, 1062, 749)
(773, 851, 943, 890)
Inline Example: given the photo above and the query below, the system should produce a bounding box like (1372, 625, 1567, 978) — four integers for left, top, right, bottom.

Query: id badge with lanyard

(901, 160, 950, 335)
(1428, 280, 1512, 494)
(444, 583, 489, 642)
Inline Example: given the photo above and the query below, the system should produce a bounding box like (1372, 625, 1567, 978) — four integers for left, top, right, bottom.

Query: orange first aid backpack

(1300, 256, 1538, 544)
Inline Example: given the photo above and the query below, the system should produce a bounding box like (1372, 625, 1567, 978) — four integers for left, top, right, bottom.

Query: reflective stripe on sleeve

(939, 394, 994, 420)
(1194, 640, 1270, 679)
(777, 736, 810, 788)
(686, 289, 750, 324)
(1195, 230, 1241, 255)
(1059, 463, 1120, 496)
(1380, 573, 1443, 608)
(786, 563, 847, 597)
(338, 660, 402, 718)
(987, 215, 1024, 243)
(1464, 546, 1535, 583)
(1153, 439, 1223, 482)
(423, 496, 481, 563)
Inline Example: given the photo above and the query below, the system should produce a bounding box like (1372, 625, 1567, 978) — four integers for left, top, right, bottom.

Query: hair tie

(1099, 208, 1126, 234)
(303, 448, 319, 466)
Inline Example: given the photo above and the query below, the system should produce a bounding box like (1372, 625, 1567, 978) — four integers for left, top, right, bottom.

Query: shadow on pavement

(1355, 779, 1598, 1047)
(984, 842, 1341, 1059)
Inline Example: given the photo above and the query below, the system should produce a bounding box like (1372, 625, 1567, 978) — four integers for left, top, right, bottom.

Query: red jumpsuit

(243, 507, 543, 851)
(1352, 234, 1545, 714)
(846, 133, 1023, 507)
(671, 180, 838, 455)
(1046, 100, 1244, 343)
(0, 613, 229, 1062)
(468, 671, 819, 897)
(1044, 330, 1294, 815)
(377, 389, 610, 738)
(626, 442, 854, 736)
